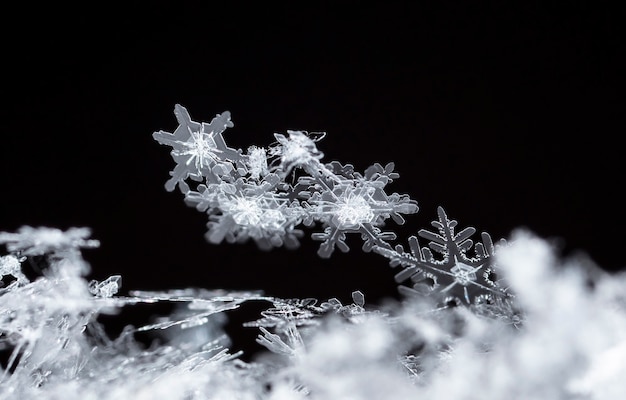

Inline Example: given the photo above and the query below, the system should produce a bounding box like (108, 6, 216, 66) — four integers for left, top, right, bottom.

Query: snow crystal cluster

(1, 105, 625, 399)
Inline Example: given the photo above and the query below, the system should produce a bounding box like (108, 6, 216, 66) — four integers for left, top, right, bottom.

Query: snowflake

(185, 176, 305, 250)
(222, 195, 289, 232)
(153, 104, 243, 193)
(88, 275, 122, 298)
(305, 163, 418, 258)
(176, 129, 220, 169)
(373, 206, 511, 306)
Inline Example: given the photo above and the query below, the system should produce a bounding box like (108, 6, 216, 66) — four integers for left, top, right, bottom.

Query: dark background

(1, 2, 624, 352)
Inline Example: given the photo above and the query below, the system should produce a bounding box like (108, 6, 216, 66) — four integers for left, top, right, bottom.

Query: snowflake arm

(312, 226, 351, 258)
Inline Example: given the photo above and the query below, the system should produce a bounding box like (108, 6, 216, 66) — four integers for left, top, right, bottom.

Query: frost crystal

(304, 162, 418, 257)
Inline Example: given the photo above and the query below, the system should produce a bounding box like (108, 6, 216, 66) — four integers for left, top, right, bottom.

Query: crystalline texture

(1, 105, 626, 399)
(373, 206, 510, 306)
(154, 106, 419, 257)
(0, 255, 28, 285)
(152, 104, 241, 192)
(306, 162, 418, 258)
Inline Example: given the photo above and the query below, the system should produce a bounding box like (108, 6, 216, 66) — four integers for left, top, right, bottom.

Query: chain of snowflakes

(153, 105, 512, 307)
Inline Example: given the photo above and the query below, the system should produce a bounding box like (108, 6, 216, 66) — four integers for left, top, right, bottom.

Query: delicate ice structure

(1, 105, 625, 399)
(152, 105, 241, 192)
(0, 255, 28, 285)
(374, 206, 510, 306)
(155, 105, 418, 254)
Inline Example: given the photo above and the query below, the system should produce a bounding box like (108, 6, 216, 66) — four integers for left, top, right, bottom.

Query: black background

(1, 2, 624, 346)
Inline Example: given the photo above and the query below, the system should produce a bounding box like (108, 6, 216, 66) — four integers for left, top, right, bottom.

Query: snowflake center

(279, 132, 321, 167)
(178, 131, 221, 170)
(450, 262, 477, 286)
(335, 195, 374, 227)
(230, 198, 263, 226)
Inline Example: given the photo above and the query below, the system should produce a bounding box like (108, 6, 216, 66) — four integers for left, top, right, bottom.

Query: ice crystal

(374, 206, 510, 306)
(155, 105, 417, 255)
(152, 104, 241, 192)
(0, 226, 99, 257)
(185, 176, 305, 250)
(0, 255, 28, 286)
(2, 105, 626, 399)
